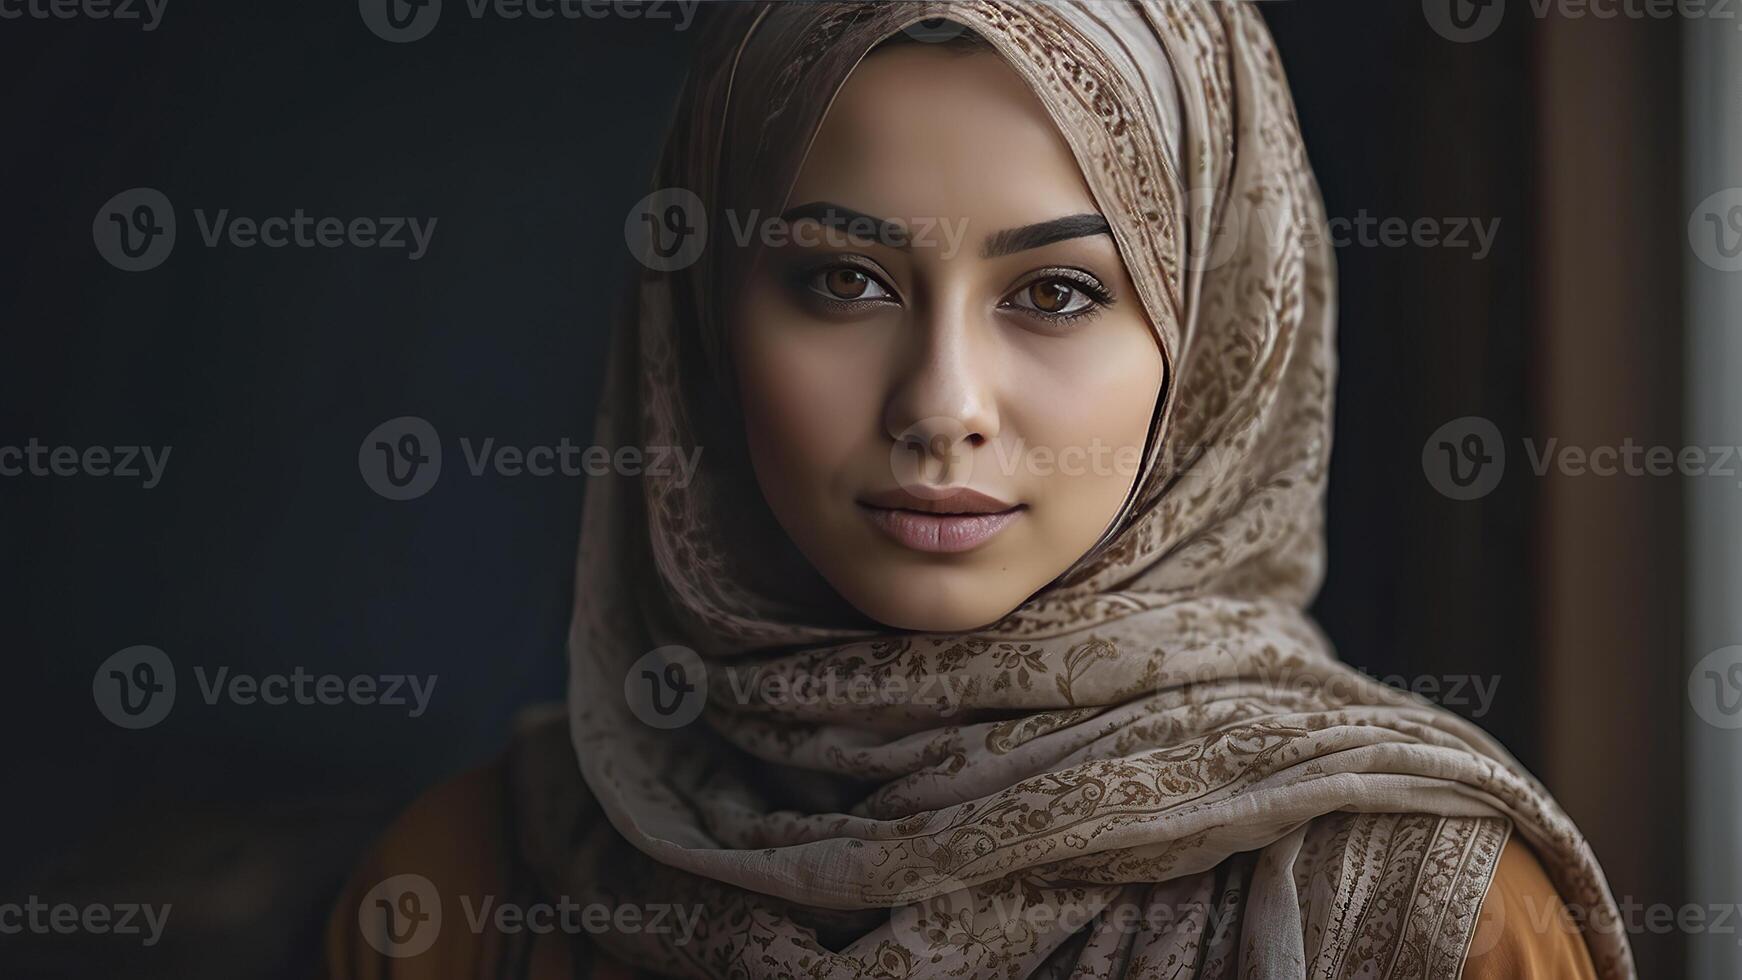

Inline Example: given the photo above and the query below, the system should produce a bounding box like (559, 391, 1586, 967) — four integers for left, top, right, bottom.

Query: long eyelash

(1031, 267, 1116, 305)
(1005, 267, 1117, 326)
(787, 256, 901, 313)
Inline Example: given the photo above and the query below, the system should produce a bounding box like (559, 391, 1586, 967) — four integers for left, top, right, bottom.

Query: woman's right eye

(806, 266, 894, 302)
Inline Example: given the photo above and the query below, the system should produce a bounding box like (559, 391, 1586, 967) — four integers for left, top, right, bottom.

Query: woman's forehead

(785, 43, 1100, 239)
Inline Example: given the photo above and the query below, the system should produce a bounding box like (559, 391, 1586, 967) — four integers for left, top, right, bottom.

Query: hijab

(511, 3, 1636, 977)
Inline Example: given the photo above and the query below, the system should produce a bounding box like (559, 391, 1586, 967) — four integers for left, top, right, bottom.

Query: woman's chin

(835, 571, 1028, 634)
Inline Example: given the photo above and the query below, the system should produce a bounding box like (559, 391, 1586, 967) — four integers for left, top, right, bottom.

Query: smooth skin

(733, 42, 1167, 633)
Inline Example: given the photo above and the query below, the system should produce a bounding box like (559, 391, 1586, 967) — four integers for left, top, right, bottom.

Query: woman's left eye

(1002, 277, 1100, 317)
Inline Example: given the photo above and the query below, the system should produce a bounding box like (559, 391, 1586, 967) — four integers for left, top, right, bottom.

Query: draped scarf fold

(517, 3, 1636, 977)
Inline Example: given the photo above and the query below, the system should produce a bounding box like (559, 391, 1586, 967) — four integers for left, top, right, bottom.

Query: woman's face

(733, 42, 1166, 633)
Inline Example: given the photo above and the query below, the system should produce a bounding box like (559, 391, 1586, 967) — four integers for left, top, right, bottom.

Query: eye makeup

(999, 267, 1116, 327)
(774, 250, 1116, 328)
(784, 254, 902, 315)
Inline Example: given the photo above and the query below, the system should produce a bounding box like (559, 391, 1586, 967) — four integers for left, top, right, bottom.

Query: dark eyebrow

(779, 201, 911, 249)
(982, 213, 1111, 258)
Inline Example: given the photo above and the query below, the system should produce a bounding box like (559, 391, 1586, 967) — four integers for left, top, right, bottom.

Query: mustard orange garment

(324, 760, 1600, 980)
(1464, 834, 1601, 979)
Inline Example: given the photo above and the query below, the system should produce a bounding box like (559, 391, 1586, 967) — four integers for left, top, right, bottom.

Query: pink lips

(856, 487, 1023, 554)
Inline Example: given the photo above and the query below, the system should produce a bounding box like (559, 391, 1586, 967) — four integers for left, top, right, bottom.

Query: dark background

(0, 2, 1684, 976)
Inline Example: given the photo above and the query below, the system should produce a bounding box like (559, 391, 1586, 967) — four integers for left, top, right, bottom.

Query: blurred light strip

(1685, 13, 1742, 980)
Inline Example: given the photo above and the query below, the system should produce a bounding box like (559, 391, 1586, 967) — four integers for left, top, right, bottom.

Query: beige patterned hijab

(514, 2, 1636, 977)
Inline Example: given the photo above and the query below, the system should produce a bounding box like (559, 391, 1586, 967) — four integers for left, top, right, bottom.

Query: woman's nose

(883, 302, 1000, 487)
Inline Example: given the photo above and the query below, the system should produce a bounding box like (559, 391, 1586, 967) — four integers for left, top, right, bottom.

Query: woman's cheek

(1007, 322, 1162, 549)
(738, 309, 889, 500)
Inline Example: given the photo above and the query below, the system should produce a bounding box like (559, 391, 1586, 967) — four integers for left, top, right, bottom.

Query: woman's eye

(1005, 278, 1099, 317)
(808, 266, 893, 302)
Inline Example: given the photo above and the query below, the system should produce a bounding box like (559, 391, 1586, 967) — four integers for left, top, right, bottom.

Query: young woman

(327, 3, 1632, 977)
